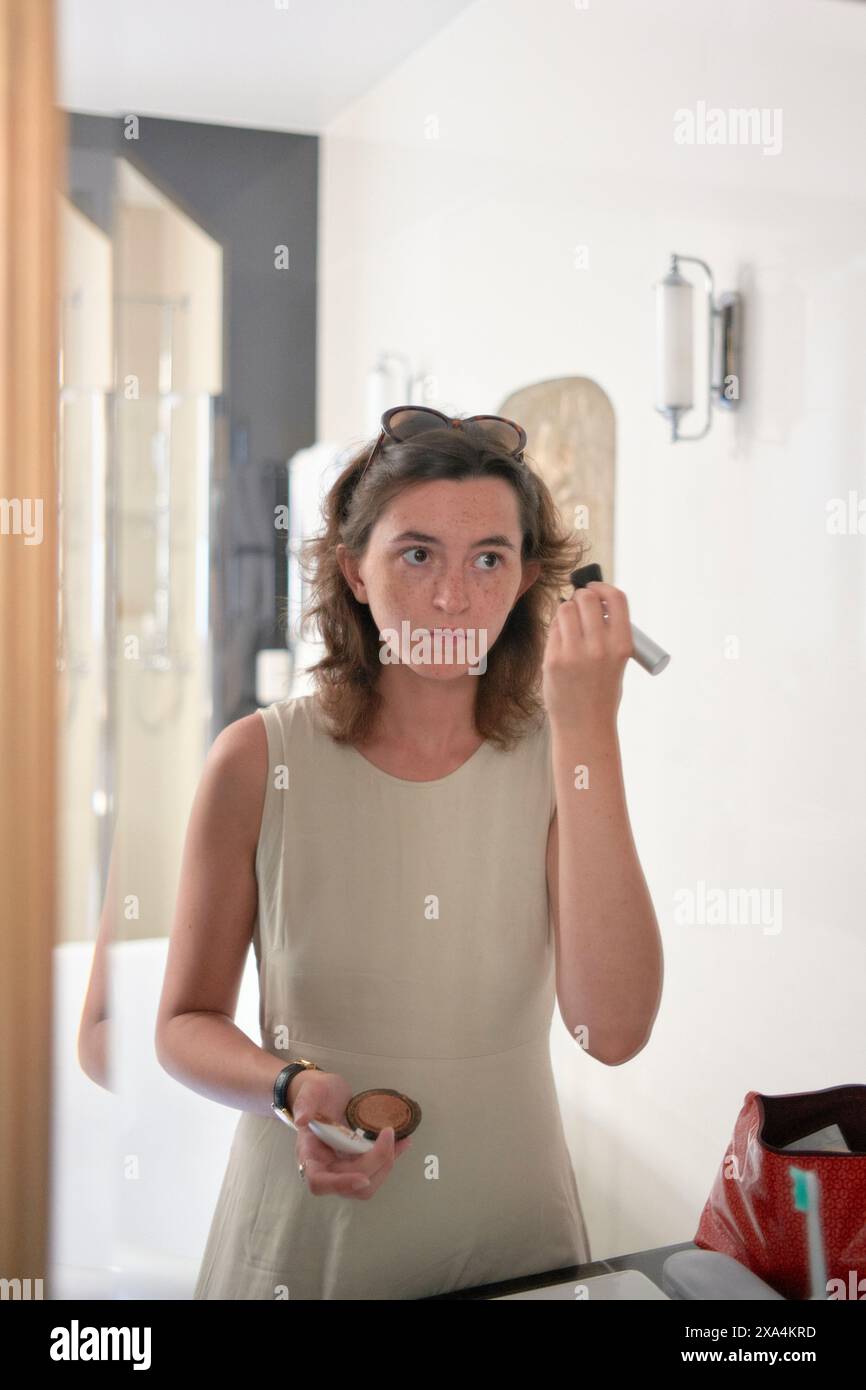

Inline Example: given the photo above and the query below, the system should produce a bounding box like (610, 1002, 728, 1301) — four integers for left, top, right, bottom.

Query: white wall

(318, 0, 866, 1262)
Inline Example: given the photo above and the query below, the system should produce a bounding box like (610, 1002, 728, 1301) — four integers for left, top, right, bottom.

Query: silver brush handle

(631, 623, 670, 675)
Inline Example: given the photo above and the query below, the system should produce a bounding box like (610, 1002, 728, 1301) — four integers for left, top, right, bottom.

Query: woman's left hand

(542, 581, 634, 731)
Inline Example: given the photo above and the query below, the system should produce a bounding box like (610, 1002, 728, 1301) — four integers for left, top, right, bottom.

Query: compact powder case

(346, 1088, 422, 1142)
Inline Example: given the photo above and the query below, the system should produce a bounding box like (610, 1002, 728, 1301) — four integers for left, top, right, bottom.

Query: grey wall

(66, 112, 318, 728)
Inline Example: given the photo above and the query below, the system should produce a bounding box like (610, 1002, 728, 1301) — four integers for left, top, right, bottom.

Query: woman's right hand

(290, 1070, 413, 1200)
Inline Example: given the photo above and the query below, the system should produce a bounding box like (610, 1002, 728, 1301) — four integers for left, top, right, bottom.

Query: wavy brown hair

(289, 423, 588, 752)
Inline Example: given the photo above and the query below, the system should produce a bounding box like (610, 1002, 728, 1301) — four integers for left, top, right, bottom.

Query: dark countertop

(421, 1240, 699, 1299)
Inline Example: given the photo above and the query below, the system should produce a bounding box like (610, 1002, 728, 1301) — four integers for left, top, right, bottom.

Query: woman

(156, 407, 663, 1299)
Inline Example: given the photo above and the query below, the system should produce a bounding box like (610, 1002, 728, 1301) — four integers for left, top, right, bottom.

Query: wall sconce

(366, 354, 439, 434)
(366, 353, 412, 433)
(654, 254, 741, 442)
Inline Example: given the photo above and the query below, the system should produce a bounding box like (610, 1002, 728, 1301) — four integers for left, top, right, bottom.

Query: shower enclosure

(53, 157, 225, 1296)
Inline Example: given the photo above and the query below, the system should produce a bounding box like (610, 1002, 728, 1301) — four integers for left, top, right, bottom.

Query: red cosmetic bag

(694, 1083, 866, 1300)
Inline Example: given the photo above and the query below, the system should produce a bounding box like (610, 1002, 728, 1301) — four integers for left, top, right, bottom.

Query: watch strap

(272, 1059, 320, 1125)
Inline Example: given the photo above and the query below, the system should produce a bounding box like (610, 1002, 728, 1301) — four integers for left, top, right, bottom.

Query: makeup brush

(562, 563, 670, 675)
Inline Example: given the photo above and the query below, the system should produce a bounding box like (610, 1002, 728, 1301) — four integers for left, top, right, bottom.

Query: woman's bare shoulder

(214, 708, 268, 755)
(203, 711, 269, 847)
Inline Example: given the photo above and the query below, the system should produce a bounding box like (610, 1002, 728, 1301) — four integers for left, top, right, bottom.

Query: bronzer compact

(307, 1088, 422, 1156)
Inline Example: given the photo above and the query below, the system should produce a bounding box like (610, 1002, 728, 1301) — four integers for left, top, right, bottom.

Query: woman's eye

(401, 547, 428, 566)
(400, 548, 502, 569)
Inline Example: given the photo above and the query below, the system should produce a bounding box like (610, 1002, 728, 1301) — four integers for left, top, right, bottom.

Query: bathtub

(50, 936, 261, 1299)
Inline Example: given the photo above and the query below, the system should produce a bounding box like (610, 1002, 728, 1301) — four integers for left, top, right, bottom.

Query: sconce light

(366, 353, 412, 434)
(654, 254, 741, 442)
(366, 355, 440, 434)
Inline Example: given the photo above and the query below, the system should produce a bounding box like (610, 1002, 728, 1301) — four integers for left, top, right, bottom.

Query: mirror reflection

(40, 0, 866, 1306)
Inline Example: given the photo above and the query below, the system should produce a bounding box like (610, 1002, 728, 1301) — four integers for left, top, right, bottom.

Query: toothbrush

(307, 1118, 376, 1155)
(790, 1167, 827, 1299)
(273, 1106, 377, 1156)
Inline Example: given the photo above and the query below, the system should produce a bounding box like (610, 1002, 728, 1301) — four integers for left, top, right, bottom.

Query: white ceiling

(58, 0, 477, 134)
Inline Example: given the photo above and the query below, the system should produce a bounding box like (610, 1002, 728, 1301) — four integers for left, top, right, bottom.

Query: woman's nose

(433, 572, 470, 608)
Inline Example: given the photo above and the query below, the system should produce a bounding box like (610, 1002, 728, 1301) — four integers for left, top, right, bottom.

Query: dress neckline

(345, 736, 492, 787)
(302, 693, 495, 787)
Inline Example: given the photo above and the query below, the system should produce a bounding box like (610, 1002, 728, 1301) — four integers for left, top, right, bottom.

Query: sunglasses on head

(359, 405, 528, 481)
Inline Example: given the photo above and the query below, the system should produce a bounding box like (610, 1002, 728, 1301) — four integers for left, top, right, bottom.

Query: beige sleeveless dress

(192, 692, 591, 1300)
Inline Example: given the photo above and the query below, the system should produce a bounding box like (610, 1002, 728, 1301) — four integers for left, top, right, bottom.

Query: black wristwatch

(272, 1059, 320, 1127)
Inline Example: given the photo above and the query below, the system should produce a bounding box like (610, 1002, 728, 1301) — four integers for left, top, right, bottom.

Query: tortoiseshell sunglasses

(359, 405, 528, 481)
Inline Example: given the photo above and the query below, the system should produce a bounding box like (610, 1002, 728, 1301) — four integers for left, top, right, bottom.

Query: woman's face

(337, 476, 541, 681)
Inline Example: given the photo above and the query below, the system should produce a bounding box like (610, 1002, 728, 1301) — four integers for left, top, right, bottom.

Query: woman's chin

(406, 659, 475, 680)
